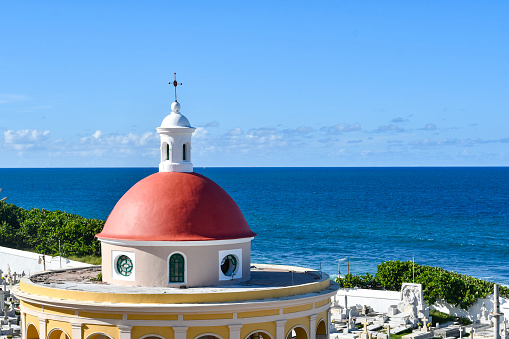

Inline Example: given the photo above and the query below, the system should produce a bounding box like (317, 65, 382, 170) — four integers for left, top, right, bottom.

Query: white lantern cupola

(156, 74, 196, 172)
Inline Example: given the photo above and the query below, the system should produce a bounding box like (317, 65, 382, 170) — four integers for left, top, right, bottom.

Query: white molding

(194, 333, 225, 339)
(98, 237, 254, 247)
(85, 332, 114, 339)
(244, 329, 274, 339)
(47, 327, 71, 339)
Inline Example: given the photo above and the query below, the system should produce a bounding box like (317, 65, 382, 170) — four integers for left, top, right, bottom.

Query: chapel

(13, 77, 339, 339)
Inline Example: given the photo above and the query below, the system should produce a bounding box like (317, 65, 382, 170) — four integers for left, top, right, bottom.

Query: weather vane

(170, 73, 182, 102)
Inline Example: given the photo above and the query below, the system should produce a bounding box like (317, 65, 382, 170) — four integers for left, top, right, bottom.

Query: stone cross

(459, 327, 463, 339)
(362, 319, 369, 333)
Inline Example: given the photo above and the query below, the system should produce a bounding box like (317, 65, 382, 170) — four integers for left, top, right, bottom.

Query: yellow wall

(46, 307, 76, 317)
(26, 322, 40, 339)
(282, 304, 313, 314)
(240, 322, 276, 339)
(82, 324, 119, 339)
(25, 314, 40, 333)
(127, 314, 178, 321)
(314, 299, 329, 308)
(237, 310, 279, 319)
(284, 316, 310, 338)
(183, 313, 233, 320)
(187, 326, 229, 339)
(24, 302, 42, 312)
(130, 326, 175, 339)
(20, 278, 330, 305)
(79, 312, 123, 320)
(47, 319, 72, 338)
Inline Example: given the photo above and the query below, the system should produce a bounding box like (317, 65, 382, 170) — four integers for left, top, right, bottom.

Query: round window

(116, 255, 133, 276)
(221, 254, 238, 276)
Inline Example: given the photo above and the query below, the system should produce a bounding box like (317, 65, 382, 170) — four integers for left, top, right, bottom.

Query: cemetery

(329, 282, 508, 339)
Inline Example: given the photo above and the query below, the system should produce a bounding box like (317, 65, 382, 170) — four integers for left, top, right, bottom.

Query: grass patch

(67, 255, 101, 265)
(429, 310, 472, 327)
(430, 310, 456, 325)
(390, 328, 412, 339)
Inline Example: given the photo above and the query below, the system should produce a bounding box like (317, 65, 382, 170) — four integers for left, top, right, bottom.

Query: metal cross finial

(169, 73, 182, 102)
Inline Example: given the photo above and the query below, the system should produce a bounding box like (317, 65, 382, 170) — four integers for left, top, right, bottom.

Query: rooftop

(16, 264, 338, 306)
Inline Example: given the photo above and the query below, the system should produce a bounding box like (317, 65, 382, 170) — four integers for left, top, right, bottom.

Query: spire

(156, 74, 195, 173)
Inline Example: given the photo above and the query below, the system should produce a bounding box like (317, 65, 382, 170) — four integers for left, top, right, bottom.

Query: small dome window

(116, 255, 133, 276)
(182, 143, 187, 161)
(221, 254, 238, 276)
(169, 253, 185, 283)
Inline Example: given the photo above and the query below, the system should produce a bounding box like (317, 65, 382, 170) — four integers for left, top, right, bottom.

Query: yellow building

(13, 87, 339, 339)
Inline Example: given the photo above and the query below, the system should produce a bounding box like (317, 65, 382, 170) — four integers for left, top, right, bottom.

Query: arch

(168, 251, 187, 284)
(138, 335, 167, 339)
(193, 333, 224, 339)
(47, 328, 70, 339)
(245, 330, 274, 339)
(285, 325, 309, 339)
(26, 322, 39, 339)
(316, 318, 327, 337)
(86, 333, 115, 339)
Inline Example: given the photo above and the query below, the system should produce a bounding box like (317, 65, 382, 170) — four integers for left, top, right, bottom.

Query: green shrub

(335, 260, 509, 310)
(0, 202, 104, 257)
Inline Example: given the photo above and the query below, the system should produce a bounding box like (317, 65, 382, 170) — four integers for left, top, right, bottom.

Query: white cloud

(373, 124, 405, 133)
(321, 123, 361, 134)
(391, 117, 408, 123)
(204, 121, 220, 127)
(4, 129, 50, 144)
(80, 130, 157, 147)
(424, 123, 437, 131)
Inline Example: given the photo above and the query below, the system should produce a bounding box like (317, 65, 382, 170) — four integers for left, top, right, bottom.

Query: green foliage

(336, 272, 377, 289)
(0, 203, 104, 257)
(335, 260, 509, 310)
(90, 272, 102, 282)
(429, 309, 456, 324)
(375, 260, 509, 309)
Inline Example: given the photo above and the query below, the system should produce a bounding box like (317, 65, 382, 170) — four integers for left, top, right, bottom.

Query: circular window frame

(116, 254, 133, 277)
(220, 254, 238, 276)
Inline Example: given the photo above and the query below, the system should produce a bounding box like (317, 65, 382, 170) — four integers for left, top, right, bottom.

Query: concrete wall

(431, 294, 509, 322)
(0, 245, 91, 276)
(334, 287, 509, 321)
(333, 288, 401, 313)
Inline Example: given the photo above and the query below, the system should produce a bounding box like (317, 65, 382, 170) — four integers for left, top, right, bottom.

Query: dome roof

(160, 112, 192, 128)
(96, 172, 256, 241)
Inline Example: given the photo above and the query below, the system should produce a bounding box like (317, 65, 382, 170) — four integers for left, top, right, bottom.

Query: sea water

(1, 167, 508, 285)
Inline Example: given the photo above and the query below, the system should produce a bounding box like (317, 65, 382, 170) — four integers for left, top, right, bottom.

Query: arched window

(166, 144, 170, 161)
(169, 253, 185, 283)
(182, 144, 187, 161)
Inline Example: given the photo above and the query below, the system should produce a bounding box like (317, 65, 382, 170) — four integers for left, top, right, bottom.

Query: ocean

(1, 167, 508, 285)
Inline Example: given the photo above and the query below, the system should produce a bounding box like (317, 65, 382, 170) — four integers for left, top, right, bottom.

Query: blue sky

(1, 1, 508, 167)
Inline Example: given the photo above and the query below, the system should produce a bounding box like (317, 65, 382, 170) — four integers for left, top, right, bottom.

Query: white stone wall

(0, 245, 91, 276)
(334, 287, 509, 322)
(431, 294, 509, 322)
(334, 288, 401, 313)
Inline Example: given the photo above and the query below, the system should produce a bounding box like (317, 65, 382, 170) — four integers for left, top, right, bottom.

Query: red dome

(96, 172, 256, 241)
